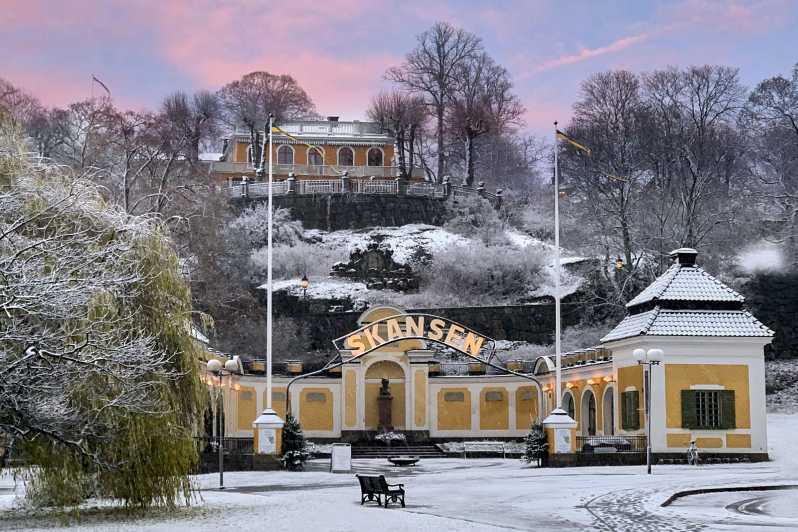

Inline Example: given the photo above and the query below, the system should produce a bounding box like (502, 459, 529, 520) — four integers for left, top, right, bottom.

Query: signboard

(258, 428, 277, 454)
(330, 443, 352, 473)
(554, 428, 572, 453)
(333, 314, 494, 360)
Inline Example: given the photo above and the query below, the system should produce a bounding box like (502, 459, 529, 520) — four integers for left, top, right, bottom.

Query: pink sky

(2, 0, 796, 135)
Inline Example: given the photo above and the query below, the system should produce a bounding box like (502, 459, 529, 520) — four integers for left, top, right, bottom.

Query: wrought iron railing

(576, 435, 646, 453)
(197, 437, 255, 455)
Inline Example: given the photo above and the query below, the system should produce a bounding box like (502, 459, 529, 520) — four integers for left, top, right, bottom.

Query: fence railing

(211, 161, 424, 178)
(197, 437, 255, 455)
(226, 177, 499, 205)
(576, 435, 646, 453)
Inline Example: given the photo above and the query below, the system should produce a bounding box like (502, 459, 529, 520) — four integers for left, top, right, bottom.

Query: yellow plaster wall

(618, 365, 644, 428)
(667, 433, 692, 448)
(236, 386, 257, 431)
(726, 433, 752, 448)
(267, 388, 287, 420)
(344, 370, 357, 428)
(365, 361, 405, 379)
(437, 388, 471, 430)
(515, 386, 538, 430)
(696, 437, 723, 449)
(414, 370, 427, 427)
(365, 382, 405, 429)
(299, 388, 334, 431)
(480, 387, 509, 430)
(664, 364, 750, 429)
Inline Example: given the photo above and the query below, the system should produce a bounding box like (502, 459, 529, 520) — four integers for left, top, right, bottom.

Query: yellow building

(208, 117, 425, 185)
(210, 248, 772, 460)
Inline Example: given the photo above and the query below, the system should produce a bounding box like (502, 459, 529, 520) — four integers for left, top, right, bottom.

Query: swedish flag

(556, 130, 591, 156)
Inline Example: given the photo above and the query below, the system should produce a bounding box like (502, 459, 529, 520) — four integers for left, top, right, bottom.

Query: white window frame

(337, 146, 355, 166)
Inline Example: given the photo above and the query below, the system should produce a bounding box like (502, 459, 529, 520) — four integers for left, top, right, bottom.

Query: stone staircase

(351, 443, 444, 459)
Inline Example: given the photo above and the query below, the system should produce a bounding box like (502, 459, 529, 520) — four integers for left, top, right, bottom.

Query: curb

(661, 484, 798, 507)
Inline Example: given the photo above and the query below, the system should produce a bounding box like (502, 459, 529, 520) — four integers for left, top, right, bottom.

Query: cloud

(532, 32, 651, 74)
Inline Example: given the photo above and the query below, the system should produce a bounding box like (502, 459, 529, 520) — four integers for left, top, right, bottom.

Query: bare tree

(217, 72, 315, 169)
(643, 65, 746, 248)
(367, 91, 426, 178)
(447, 52, 525, 186)
(162, 90, 221, 163)
(742, 62, 798, 263)
(387, 22, 482, 182)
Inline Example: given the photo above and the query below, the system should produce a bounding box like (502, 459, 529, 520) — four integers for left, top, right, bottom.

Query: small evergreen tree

(522, 423, 548, 467)
(280, 413, 309, 471)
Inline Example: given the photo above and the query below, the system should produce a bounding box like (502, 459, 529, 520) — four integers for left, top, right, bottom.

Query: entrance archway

(364, 360, 405, 430)
(603, 386, 615, 435)
(581, 389, 597, 436)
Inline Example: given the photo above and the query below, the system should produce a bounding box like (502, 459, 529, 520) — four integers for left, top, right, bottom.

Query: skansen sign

(333, 314, 494, 359)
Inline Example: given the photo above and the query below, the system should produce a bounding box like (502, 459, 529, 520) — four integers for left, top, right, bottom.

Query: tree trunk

(408, 125, 417, 179)
(436, 105, 445, 183)
(464, 133, 475, 187)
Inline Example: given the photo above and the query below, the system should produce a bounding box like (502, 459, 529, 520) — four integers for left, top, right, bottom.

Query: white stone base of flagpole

(253, 409, 285, 456)
(543, 408, 577, 454)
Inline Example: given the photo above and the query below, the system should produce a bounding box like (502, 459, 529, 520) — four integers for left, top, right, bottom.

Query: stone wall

(283, 302, 585, 351)
(237, 194, 448, 231)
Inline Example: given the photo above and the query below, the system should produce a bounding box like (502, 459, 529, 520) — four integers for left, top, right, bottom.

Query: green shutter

(621, 391, 640, 430)
(681, 390, 697, 429)
(629, 391, 640, 430)
(719, 390, 736, 429)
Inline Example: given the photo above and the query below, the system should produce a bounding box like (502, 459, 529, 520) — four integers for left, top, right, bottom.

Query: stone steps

(351, 445, 444, 459)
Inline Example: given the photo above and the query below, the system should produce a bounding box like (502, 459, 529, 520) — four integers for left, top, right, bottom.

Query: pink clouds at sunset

(2, 0, 797, 134)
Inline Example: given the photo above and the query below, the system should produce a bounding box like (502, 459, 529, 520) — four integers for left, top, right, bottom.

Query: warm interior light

(300, 274, 309, 290)
(615, 256, 624, 270)
(603, 376, 614, 383)
(587, 379, 596, 385)
(565, 382, 574, 389)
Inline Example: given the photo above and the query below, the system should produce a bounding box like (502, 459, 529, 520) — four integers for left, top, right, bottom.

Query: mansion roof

(233, 119, 392, 146)
(601, 248, 773, 343)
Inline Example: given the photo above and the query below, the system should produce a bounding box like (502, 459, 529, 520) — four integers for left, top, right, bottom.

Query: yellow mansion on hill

(207, 248, 773, 460)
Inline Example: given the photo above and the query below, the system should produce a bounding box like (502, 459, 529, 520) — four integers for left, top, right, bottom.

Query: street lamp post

(632, 348, 664, 474)
(300, 274, 309, 300)
(206, 358, 239, 489)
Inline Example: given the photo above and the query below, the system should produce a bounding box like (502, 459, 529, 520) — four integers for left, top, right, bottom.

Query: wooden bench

(388, 456, 419, 466)
(356, 474, 406, 508)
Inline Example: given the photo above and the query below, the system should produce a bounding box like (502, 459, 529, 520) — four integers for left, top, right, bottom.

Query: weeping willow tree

(0, 119, 205, 509)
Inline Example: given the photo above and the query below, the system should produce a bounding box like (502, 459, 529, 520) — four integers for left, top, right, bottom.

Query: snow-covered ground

(2, 414, 797, 531)
(274, 224, 587, 303)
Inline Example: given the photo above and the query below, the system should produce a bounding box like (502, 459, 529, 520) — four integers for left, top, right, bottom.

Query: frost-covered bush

(263, 241, 343, 280)
(229, 204, 304, 247)
(280, 413, 310, 471)
(522, 424, 548, 466)
(444, 196, 509, 245)
(419, 241, 544, 304)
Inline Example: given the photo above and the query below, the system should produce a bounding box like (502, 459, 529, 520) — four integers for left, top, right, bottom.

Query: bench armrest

(388, 483, 404, 488)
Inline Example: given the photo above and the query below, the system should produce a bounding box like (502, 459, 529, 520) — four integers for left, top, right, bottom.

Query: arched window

(338, 147, 354, 166)
(277, 145, 294, 164)
(308, 147, 323, 166)
(563, 392, 575, 421)
(603, 387, 615, 435)
(582, 390, 597, 436)
(367, 147, 383, 166)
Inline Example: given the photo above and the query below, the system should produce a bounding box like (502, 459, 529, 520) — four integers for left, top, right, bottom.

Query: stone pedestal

(377, 378, 393, 431)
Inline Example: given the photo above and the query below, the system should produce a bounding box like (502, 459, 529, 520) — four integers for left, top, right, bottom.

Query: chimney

(327, 116, 339, 122)
(670, 247, 698, 266)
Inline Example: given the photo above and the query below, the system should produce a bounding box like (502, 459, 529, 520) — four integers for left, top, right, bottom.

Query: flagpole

(553, 121, 562, 411)
(266, 112, 274, 411)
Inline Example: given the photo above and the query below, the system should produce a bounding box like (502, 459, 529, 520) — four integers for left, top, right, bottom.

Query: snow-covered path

(1, 414, 796, 531)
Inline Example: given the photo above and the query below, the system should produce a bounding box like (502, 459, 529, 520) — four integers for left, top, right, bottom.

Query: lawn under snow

(2, 414, 797, 531)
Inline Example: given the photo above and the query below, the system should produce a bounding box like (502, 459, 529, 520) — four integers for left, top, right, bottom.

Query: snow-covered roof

(601, 307, 773, 343)
(626, 262, 744, 308)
